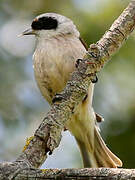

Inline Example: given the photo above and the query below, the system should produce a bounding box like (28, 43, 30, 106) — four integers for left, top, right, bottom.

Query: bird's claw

(52, 93, 63, 103)
(75, 59, 83, 68)
(91, 74, 98, 83)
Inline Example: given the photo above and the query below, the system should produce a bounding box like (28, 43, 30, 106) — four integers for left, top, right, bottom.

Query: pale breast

(33, 36, 86, 103)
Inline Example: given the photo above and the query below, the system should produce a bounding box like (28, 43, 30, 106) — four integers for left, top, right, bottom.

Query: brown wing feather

(79, 37, 88, 51)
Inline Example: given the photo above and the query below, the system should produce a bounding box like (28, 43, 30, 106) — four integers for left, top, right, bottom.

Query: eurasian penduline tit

(20, 13, 122, 167)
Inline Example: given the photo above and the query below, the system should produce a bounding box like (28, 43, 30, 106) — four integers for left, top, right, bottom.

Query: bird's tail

(75, 125, 122, 168)
(67, 85, 122, 168)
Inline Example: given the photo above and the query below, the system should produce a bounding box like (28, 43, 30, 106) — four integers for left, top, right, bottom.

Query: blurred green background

(0, 0, 135, 168)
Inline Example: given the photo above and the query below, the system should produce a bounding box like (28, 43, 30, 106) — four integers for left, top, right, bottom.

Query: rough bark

(1, 166, 135, 180)
(0, 1, 135, 180)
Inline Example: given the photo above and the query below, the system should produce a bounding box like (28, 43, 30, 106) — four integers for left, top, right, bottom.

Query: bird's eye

(31, 17, 58, 30)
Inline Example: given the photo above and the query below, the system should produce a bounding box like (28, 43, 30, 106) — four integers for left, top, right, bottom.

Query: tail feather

(76, 138, 92, 167)
(68, 85, 122, 168)
(94, 126, 122, 167)
(75, 126, 122, 168)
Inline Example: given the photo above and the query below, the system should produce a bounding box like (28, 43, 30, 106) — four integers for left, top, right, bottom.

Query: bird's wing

(79, 37, 88, 51)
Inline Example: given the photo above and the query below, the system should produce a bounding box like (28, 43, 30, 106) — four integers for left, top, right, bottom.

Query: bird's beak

(18, 28, 35, 37)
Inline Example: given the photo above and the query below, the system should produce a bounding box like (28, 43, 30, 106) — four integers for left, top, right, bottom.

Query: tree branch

(1, 166, 135, 179)
(0, 0, 135, 179)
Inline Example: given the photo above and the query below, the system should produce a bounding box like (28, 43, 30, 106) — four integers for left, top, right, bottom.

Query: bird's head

(21, 13, 80, 39)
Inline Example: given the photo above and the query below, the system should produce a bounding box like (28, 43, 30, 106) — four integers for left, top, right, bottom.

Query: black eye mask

(31, 16, 58, 30)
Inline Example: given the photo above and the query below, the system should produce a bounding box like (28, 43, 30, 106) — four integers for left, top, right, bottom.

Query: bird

(21, 13, 122, 168)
